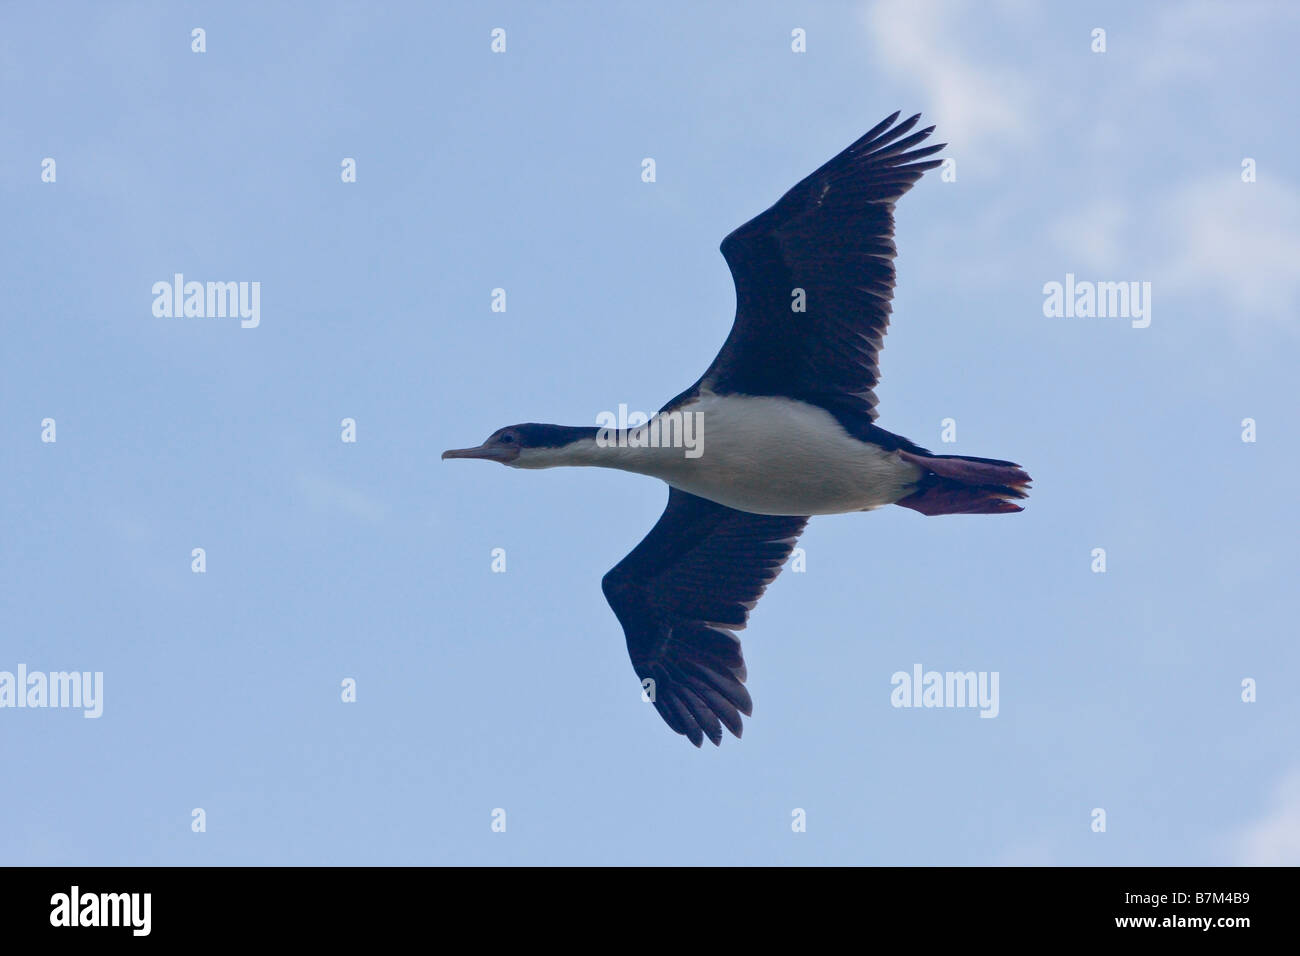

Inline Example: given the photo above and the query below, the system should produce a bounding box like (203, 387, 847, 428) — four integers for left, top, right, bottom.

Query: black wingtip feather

(867, 112, 922, 151)
(861, 110, 902, 142)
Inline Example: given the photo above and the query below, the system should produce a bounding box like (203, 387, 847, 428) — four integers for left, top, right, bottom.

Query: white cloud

(863, 0, 1300, 331)
(1047, 174, 1300, 326)
(1049, 199, 1132, 273)
(863, 0, 1031, 157)
(1155, 175, 1300, 323)
(1232, 769, 1300, 865)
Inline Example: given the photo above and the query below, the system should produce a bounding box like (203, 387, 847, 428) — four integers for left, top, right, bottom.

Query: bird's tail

(894, 451, 1031, 516)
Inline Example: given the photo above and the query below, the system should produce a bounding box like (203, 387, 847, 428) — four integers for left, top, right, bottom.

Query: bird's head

(442, 424, 599, 469)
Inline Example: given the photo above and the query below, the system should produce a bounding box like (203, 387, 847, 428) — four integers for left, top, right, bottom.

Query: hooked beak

(441, 443, 516, 463)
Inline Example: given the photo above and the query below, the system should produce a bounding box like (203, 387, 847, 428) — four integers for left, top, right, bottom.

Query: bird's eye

(500, 434, 515, 444)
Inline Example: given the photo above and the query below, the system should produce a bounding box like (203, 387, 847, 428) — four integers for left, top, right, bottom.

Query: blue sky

(2, 0, 1298, 865)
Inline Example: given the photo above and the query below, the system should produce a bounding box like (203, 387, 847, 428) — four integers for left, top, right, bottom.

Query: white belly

(633, 394, 924, 516)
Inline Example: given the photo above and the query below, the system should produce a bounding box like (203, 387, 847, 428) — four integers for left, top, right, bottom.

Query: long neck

(521, 421, 702, 475)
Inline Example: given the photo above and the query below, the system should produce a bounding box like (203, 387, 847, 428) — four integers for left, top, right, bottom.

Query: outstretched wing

(602, 488, 808, 746)
(687, 111, 944, 422)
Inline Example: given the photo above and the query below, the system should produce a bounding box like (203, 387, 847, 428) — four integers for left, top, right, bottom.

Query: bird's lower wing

(601, 488, 808, 746)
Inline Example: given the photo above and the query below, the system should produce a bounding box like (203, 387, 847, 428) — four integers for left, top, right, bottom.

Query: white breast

(626, 394, 924, 516)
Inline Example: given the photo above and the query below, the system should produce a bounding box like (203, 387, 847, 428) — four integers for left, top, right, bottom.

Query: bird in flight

(444, 112, 1030, 747)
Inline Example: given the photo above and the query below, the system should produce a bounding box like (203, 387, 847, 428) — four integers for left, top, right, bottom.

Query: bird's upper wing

(690, 111, 944, 422)
(602, 488, 808, 746)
